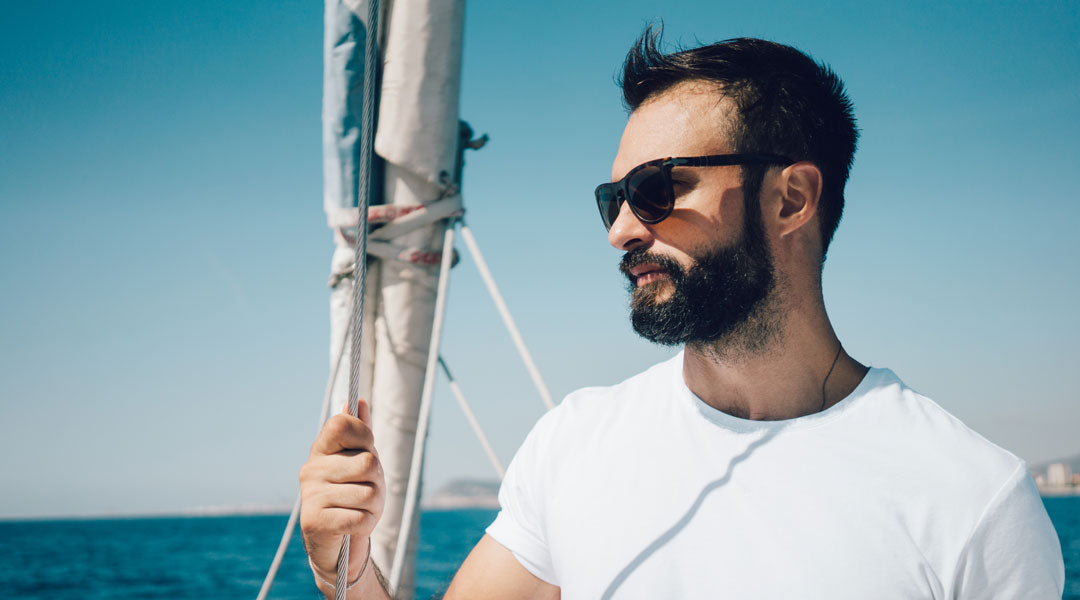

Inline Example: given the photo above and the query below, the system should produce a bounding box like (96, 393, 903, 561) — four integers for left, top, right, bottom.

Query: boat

(257, 1, 552, 597)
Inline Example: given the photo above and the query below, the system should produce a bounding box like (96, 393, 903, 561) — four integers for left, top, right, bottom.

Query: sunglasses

(594, 153, 794, 230)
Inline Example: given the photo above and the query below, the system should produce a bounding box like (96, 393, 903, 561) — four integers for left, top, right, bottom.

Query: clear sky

(1, 1, 1078, 519)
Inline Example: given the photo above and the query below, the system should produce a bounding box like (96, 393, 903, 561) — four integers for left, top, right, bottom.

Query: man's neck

(681, 310, 868, 421)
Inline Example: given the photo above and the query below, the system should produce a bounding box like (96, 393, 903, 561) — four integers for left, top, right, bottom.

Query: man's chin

(629, 307, 691, 347)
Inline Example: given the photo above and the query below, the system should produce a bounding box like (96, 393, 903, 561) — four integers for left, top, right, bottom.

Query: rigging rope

(459, 223, 555, 410)
(439, 356, 506, 479)
(388, 222, 458, 594)
(337, 0, 381, 595)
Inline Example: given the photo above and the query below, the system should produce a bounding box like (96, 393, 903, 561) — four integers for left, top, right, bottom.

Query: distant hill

(1030, 453, 1080, 475)
(422, 479, 500, 510)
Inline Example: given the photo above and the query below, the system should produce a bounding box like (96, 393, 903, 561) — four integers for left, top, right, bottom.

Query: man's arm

(304, 533, 559, 599)
(444, 535, 560, 600)
(952, 464, 1064, 598)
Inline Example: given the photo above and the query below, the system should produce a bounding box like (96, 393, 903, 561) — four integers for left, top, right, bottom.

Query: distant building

(1047, 463, 1072, 487)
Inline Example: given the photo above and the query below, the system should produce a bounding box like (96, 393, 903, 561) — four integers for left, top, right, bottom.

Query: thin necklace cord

(819, 344, 843, 412)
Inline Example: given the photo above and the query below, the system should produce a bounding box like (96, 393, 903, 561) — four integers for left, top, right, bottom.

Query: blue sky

(1, 1, 1078, 518)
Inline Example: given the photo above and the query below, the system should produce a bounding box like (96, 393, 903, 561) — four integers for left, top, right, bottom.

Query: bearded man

(299, 30, 1064, 599)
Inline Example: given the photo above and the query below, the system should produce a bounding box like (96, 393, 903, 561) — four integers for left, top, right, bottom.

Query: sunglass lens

(595, 185, 621, 230)
(626, 166, 672, 223)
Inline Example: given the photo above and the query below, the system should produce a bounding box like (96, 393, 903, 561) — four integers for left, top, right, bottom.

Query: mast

(324, 0, 465, 597)
(261, 2, 549, 596)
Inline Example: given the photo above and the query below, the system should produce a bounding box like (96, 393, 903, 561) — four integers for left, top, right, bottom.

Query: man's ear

(776, 162, 823, 238)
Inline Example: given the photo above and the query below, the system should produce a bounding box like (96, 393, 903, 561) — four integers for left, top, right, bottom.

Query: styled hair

(621, 26, 859, 258)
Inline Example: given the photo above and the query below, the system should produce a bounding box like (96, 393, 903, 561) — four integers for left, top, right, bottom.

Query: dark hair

(621, 26, 859, 259)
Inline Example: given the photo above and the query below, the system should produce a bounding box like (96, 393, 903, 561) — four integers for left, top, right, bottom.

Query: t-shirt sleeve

(485, 408, 561, 586)
(952, 461, 1064, 599)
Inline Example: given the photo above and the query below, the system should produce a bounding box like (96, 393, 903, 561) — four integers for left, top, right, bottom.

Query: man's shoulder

(854, 367, 1025, 489)
(851, 369, 1058, 592)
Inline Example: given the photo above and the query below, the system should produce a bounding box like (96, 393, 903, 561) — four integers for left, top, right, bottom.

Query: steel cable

(337, 0, 380, 595)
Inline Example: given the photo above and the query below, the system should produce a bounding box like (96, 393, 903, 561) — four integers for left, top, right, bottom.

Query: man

(299, 30, 1064, 598)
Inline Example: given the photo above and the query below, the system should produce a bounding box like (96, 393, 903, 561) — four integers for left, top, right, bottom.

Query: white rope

(366, 239, 451, 266)
(458, 223, 555, 411)
(256, 309, 351, 599)
(439, 356, 505, 480)
(256, 495, 302, 600)
(326, 194, 463, 236)
(369, 195, 462, 242)
(388, 222, 457, 595)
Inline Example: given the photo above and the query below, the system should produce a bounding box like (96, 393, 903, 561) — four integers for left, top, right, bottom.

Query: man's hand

(298, 400, 557, 599)
(299, 400, 387, 597)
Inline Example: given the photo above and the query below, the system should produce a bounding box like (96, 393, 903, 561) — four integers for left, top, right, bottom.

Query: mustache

(619, 247, 685, 280)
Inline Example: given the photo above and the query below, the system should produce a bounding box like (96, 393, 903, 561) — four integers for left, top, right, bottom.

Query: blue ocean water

(0, 499, 1076, 599)
(1046, 497, 1080, 600)
(0, 509, 495, 599)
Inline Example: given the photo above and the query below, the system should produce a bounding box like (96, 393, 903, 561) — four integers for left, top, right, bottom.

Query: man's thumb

(355, 398, 372, 427)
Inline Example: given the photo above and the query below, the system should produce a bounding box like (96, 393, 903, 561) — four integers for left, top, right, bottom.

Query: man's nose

(607, 200, 654, 251)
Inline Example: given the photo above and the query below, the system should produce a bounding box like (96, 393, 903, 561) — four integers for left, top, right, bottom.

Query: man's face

(619, 200, 775, 346)
(607, 81, 779, 348)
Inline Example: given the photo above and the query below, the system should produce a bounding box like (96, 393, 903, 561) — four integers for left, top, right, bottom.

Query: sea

(1, 499, 1077, 599)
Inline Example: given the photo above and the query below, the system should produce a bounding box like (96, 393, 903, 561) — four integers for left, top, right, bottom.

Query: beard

(619, 201, 778, 351)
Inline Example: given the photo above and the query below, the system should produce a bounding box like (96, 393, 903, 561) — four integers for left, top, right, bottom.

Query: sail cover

(323, 0, 465, 597)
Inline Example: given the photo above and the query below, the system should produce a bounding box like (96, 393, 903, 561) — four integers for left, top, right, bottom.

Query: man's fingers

(318, 482, 383, 511)
(302, 483, 384, 534)
(312, 413, 374, 456)
(304, 451, 382, 485)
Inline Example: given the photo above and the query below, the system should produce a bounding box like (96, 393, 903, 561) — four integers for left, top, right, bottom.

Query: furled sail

(323, 0, 465, 597)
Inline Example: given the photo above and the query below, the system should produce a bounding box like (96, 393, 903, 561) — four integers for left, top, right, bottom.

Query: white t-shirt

(486, 353, 1063, 599)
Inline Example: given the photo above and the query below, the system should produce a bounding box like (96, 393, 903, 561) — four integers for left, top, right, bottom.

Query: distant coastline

(422, 479, 500, 510)
(0, 479, 503, 522)
(1039, 486, 1080, 498)
(7, 460, 1078, 522)
(0, 504, 295, 522)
